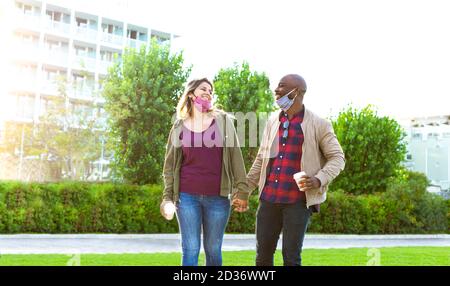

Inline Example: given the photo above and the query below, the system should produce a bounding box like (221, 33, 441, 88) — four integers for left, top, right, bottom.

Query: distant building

(403, 115, 450, 197)
(0, 0, 178, 181)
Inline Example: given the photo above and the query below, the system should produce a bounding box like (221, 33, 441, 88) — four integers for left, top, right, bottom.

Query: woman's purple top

(179, 119, 223, 196)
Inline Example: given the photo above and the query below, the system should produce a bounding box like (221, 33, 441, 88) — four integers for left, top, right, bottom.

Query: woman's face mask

(191, 83, 213, 113)
(193, 96, 212, 113)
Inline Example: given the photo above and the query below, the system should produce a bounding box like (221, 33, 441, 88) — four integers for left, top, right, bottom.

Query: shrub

(0, 181, 447, 234)
(330, 105, 407, 194)
(0, 181, 179, 233)
(308, 180, 448, 234)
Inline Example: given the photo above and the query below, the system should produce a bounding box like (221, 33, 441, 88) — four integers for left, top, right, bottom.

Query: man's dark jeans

(255, 198, 311, 266)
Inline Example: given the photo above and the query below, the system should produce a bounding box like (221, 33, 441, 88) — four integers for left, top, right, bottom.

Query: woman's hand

(231, 198, 249, 212)
(160, 200, 176, 220)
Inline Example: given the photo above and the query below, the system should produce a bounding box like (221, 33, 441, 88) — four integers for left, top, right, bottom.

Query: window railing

(14, 9, 40, 30)
(69, 85, 94, 101)
(12, 41, 40, 60)
(98, 60, 113, 74)
(42, 49, 69, 67)
(45, 19, 71, 34)
(11, 74, 37, 92)
(41, 81, 60, 96)
(126, 38, 147, 50)
(101, 32, 124, 46)
(73, 55, 96, 71)
(75, 26, 98, 42)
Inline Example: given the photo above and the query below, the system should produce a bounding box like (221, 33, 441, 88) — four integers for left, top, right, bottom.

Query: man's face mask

(276, 88, 298, 112)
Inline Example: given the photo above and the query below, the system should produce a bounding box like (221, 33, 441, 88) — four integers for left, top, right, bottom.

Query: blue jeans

(255, 199, 311, 266)
(176, 192, 231, 266)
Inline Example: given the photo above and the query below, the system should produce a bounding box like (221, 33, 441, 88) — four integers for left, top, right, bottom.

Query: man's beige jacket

(247, 108, 345, 208)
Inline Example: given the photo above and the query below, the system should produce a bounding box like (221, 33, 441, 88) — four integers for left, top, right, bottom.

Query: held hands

(231, 198, 249, 213)
(296, 175, 321, 192)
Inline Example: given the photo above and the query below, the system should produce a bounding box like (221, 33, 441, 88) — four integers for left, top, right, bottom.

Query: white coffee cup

(293, 171, 307, 191)
(163, 202, 176, 220)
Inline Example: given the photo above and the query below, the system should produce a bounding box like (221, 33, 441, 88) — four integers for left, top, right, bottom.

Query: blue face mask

(276, 88, 298, 112)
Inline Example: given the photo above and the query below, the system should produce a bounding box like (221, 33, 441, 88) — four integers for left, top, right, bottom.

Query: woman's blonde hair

(176, 78, 217, 120)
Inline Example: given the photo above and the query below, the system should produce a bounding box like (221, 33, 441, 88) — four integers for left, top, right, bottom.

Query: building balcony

(126, 38, 147, 50)
(69, 85, 94, 101)
(72, 55, 96, 72)
(11, 42, 40, 62)
(42, 49, 69, 67)
(41, 81, 60, 96)
(14, 10, 41, 31)
(101, 32, 123, 46)
(10, 76, 37, 93)
(75, 26, 98, 42)
(98, 60, 113, 75)
(44, 19, 71, 36)
(94, 96, 106, 105)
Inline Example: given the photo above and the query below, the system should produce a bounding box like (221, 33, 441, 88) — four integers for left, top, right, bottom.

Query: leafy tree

(213, 61, 275, 169)
(330, 105, 407, 194)
(102, 40, 190, 184)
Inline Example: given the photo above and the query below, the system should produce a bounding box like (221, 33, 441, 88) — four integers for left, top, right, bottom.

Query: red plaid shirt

(261, 109, 306, 204)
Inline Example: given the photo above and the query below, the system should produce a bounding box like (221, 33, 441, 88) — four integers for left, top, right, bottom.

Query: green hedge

(0, 181, 447, 234)
(308, 189, 448, 234)
(0, 182, 178, 233)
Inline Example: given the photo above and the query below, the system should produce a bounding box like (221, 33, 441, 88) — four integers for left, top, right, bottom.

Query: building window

(40, 97, 55, 115)
(46, 11, 61, 21)
(412, 133, 422, 139)
(45, 39, 68, 51)
(16, 2, 34, 14)
(72, 73, 94, 89)
(15, 94, 35, 119)
(74, 45, 95, 57)
(128, 30, 137, 39)
(102, 23, 122, 35)
(43, 69, 61, 82)
(72, 73, 86, 86)
(76, 17, 88, 27)
(46, 10, 70, 23)
(16, 32, 39, 44)
(100, 50, 116, 62)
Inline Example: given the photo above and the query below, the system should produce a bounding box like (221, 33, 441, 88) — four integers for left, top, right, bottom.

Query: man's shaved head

(282, 74, 307, 94)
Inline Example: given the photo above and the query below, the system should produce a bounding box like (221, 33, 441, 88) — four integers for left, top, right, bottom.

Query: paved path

(0, 234, 449, 254)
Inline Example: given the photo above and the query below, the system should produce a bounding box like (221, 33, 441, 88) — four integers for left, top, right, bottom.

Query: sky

(2, 0, 450, 122)
(125, 0, 450, 121)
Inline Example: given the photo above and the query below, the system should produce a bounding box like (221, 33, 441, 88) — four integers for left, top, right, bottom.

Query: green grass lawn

(0, 247, 448, 266)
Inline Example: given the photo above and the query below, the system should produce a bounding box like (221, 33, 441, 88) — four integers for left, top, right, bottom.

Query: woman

(161, 78, 249, 266)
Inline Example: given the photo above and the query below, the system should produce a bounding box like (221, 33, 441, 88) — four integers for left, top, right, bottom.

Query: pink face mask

(193, 96, 212, 113)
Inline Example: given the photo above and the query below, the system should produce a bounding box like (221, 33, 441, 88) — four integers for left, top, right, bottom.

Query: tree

(213, 61, 275, 169)
(330, 105, 407, 194)
(102, 40, 190, 184)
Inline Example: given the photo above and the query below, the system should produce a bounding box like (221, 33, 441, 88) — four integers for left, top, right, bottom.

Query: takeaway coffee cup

(163, 202, 176, 220)
(293, 171, 307, 191)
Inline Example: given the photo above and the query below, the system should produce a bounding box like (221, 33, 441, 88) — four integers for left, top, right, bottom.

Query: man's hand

(231, 198, 249, 212)
(297, 175, 321, 192)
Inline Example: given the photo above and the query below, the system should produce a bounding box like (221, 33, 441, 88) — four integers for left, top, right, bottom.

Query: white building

(403, 115, 450, 195)
(0, 0, 177, 181)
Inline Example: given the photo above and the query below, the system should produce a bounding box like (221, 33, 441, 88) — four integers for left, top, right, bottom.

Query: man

(233, 74, 345, 266)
